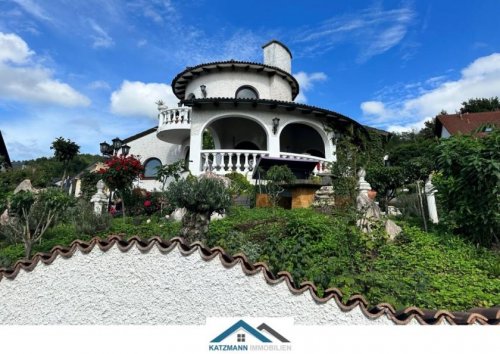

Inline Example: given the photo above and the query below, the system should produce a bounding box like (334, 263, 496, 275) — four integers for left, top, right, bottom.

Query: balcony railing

(157, 107, 192, 143)
(201, 150, 268, 174)
(200, 150, 331, 175)
(159, 107, 191, 126)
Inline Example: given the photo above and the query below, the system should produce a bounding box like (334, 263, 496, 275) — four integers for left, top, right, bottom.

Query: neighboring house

(435, 111, 500, 138)
(0, 130, 12, 171)
(70, 161, 107, 196)
(117, 40, 366, 191)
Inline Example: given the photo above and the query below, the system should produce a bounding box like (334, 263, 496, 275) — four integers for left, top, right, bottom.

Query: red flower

(144, 200, 152, 207)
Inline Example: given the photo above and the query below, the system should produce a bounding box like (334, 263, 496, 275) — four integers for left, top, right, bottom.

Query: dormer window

(235, 86, 259, 99)
(187, 93, 196, 100)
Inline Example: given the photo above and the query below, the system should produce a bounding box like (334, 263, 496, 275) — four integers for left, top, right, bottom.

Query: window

(143, 158, 162, 178)
(187, 93, 196, 100)
(235, 86, 258, 99)
(237, 334, 246, 342)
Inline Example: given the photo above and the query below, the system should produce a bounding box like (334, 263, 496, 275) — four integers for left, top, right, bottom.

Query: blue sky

(1, 0, 500, 161)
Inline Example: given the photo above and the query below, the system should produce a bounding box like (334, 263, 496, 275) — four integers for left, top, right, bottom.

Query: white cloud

(110, 80, 178, 118)
(11, 0, 54, 24)
(360, 101, 387, 116)
(360, 53, 500, 132)
(0, 32, 90, 107)
(89, 20, 114, 48)
(0, 32, 33, 63)
(88, 80, 110, 90)
(294, 5, 415, 61)
(294, 71, 327, 103)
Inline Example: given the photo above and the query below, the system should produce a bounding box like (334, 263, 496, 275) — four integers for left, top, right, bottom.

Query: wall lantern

(100, 138, 130, 157)
(112, 137, 123, 153)
(272, 117, 280, 135)
(100, 141, 112, 155)
(200, 84, 207, 98)
(121, 144, 131, 157)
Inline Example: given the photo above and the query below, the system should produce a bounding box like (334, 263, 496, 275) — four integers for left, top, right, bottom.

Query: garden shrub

(69, 199, 112, 236)
(207, 207, 499, 310)
(434, 130, 500, 246)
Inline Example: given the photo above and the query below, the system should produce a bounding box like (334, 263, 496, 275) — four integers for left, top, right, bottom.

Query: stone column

(425, 174, 439, 224)
(90, 180, 109, 215)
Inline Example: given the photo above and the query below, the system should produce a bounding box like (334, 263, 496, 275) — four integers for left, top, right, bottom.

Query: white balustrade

(201, 150, 269, 174)
(159, 107, 191, 127)
(279, 153, 330, 174)
(200, 150, 331, 175)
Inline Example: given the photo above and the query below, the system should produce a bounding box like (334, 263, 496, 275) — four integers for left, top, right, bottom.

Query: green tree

(164, 174, 231, 243)
(156, 160, 186, 190)
(3, 189, 74, 258)
(434, 130, 500, 246)
(460, 97, 500, 113)
(263, 165, 295, 207)
(50, 137, 80, 189)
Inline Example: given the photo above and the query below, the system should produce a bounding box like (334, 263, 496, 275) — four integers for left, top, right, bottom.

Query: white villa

(120, 40, 364, 191)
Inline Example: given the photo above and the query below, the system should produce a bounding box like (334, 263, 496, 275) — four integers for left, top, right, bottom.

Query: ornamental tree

(4, 189, 74, 258)
(165, 173, 231, 243)
(50, 137, 80, 189)
(98, 155, 144, 218)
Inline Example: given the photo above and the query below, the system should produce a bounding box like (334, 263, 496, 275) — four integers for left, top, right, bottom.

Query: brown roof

(171, 60, 300, 100)
(0, 235, 497, 325)
(436, 111, 500, 136)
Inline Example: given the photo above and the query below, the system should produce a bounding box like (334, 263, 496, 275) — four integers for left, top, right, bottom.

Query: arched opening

(202, 116, 268, 173)
(205, 117, 267, 150)
(280, 123, 325, 158)
(235, 85, 259, 99)
(143, 158, 162, 178)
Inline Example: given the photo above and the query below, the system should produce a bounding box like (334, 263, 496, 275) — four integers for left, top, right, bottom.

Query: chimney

(262, 40, 292, 73)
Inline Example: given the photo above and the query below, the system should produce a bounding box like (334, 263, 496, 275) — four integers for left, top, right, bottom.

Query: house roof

(171, 60, 300, 100)
(0, 130, 12, 168)
(0, 235, 497, 325)
(122, 127, 158, 143)
(436, 111, 500, 136)
(182, 97, 366, 134)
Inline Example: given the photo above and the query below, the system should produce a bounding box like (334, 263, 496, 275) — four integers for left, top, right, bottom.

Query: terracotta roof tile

(437, 111, 500, 136)
(0, 235, 497, 325)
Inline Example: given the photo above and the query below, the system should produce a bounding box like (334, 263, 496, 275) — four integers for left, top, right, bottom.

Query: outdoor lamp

(100, 141, 111, 155)
(200, 84, 207, 98)
(272, 117, 280, 135)
(121, 144, 131, 157)
(112, 137, 123, 153)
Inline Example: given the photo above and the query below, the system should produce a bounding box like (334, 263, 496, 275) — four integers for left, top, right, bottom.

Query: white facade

(122, 40, 362, 190)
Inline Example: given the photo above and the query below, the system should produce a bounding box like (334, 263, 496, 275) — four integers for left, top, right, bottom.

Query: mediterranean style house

(121, 40, 365, 191)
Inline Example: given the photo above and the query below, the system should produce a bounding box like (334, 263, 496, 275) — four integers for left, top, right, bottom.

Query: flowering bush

(98, 155, 144, 217)
(98, 155, 144, 192)
(122, 188, 167, 216)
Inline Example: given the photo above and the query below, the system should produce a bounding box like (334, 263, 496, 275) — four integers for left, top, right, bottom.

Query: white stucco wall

(263, 42, 292, 73)
(185, 72, 292, 102)
(126, 130, 186, 191)
(0, 242, 398, 325)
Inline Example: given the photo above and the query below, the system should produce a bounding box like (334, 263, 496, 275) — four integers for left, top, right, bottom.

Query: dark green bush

(207, 207, 499, 311)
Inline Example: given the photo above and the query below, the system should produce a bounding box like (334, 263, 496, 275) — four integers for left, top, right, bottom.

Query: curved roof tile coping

(0, 235, 497, 326)
(171, 60, 300, 100)
(181, 97, 367, 133)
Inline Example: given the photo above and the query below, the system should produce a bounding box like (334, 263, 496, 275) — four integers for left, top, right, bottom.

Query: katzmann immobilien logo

(208, 318, 292, 352)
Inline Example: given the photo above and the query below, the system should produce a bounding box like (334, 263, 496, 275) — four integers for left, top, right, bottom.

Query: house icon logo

(208, 319, 291, 352)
